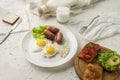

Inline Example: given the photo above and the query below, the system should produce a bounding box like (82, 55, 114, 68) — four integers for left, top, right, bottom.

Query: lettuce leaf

(32, 25, 47, 39)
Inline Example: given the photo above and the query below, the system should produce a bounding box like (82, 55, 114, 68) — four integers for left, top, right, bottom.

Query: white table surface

(0, 0, 120, 80)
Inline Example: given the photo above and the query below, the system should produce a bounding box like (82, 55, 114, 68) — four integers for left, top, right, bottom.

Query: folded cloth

(80, 14, 120, 41)
(29, 0, 102, 18)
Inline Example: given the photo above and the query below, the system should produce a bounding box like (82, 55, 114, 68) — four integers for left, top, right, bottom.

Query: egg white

(32, 39, 52, 52)
(56, 42, 70, 58)
(32, 38, 69, 58)
(43, 44, 58, 58)
(32, 41, 43, 52)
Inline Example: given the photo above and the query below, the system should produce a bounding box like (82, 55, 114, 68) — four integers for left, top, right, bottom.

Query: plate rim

(22, 26, 78, 67)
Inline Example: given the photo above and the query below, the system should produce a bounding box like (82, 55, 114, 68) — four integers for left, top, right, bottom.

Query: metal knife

(0, 18, 22, 44)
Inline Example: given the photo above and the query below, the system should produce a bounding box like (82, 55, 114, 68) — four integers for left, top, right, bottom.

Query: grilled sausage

(44, 30, 55, 40)
(47, 26, 59, 34)
(56, 32, 63, 44)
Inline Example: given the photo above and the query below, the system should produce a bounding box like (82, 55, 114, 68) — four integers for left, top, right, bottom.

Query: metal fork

(79, 15, 100, 33)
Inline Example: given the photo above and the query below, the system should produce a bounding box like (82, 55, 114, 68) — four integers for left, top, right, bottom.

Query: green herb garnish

(32, 25, 47, 39)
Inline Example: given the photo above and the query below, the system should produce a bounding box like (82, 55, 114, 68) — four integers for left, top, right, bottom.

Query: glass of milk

(56, 7, 70, 23)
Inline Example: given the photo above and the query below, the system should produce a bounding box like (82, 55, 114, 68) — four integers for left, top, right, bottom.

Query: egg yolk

(46, 45, 55, 54)
(36, 39, 46, 46)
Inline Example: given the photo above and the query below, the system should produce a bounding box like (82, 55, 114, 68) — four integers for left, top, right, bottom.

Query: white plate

(22, 26, 78, 67)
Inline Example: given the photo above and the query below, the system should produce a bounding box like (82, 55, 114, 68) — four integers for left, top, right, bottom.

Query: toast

(83, 63, 103, 80)
(78, 42, 101, 62)
(2, 13, 20, 25)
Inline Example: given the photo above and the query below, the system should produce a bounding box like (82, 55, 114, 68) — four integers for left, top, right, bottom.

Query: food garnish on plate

(31, 25, 69, 58)
(32, 25, 47, 39)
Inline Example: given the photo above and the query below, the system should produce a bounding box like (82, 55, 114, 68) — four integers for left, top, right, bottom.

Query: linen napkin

(79, 14, 120, 41)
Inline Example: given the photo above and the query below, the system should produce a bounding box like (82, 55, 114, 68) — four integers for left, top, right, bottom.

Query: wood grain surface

(74, 50, 120, 80)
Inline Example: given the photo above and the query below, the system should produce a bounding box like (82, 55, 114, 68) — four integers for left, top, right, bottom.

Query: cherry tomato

(83, 54, 91, 60)
(82, 47, 88, 54)
(88, 48, 97, 56)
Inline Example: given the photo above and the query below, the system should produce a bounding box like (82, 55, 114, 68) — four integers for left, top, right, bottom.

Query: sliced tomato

(88, 48, 97, 56)
(82, 47, 88, 54)
(94, 44, 101, 51)
(83, 54, 91, 60)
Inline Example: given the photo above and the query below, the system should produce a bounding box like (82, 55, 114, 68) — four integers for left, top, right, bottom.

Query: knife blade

(0, 18, 22, 44)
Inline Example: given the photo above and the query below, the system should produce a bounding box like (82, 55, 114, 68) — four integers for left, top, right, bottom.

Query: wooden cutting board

(74, 52, 120, 80)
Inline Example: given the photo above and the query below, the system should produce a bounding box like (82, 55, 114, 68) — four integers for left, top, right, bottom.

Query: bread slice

(2, 13, 20, 25)
(78, 42, 101, 62)
(83, 63, 103, 80)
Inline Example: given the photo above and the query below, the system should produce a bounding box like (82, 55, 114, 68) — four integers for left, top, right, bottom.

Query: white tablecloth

(0, 0, 120, 80)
